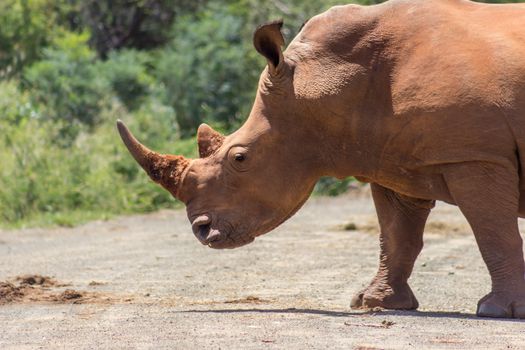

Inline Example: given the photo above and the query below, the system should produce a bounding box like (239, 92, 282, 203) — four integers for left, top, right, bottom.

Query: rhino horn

(116, 120, 190, 199)
(197, 123, 225, 158)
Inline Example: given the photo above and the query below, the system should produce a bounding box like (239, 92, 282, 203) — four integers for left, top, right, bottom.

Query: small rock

(61, 290, 83, 300)
(381, 320, 395, 328)
(343, 222, 358, 231)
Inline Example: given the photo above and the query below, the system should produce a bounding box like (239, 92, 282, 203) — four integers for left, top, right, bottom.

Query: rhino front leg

(351, 183, 434, 310)
(445, 165, 525, 318)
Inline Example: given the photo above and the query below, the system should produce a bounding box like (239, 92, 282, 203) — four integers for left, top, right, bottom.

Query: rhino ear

(253, 19, 285, 75)
(197, 123, 225, 158)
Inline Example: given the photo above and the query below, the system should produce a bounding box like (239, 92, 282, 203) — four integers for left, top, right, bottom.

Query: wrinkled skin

(118, 0, 525, 318)
(180, 111, 321, 249)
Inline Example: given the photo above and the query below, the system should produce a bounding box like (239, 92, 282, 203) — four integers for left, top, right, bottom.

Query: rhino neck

(271, 109, 384, 182)
(292, 87, 392, 182)
(319, 128, 385, 181)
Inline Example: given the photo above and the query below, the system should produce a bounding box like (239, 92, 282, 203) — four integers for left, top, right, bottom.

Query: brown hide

(285, 0, 525, 199)
(119, 0, 525, 318)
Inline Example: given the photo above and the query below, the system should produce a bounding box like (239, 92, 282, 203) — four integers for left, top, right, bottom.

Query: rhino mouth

(190, 215, 250, 248)
(208, 235, 255, 249)
(190, 183, 314, 249)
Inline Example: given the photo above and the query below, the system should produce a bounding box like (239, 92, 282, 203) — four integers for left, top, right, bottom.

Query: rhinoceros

(117, 0, 525, 318)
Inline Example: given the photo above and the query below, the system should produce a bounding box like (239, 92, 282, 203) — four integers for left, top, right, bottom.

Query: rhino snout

(191, 215, 221, 245)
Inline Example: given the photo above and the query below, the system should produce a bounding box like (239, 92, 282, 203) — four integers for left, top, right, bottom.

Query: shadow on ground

(180, 307, 525, 322)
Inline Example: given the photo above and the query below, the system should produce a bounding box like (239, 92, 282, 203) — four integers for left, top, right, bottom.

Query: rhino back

(289, 0, 525, 189)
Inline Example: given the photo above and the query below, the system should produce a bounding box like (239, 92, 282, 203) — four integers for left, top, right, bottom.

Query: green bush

(23, 32, 110, 140)
(79, 0, 206, 57)
(0, 80, 197, 228)
(0, 0, 60, 78)
(314, 177, 355, 197)
(156, 4, 263, 136)
(102, 50, 155, 111)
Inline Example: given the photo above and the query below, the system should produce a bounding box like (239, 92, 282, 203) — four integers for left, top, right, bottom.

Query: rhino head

(118, 20, 355, 249)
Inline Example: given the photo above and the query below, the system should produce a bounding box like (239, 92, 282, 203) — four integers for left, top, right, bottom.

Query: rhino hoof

(350, 282, 419, 310)
(477, 291, 525, 319)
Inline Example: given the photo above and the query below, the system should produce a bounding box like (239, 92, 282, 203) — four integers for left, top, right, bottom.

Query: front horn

(116, 120, 190, 199)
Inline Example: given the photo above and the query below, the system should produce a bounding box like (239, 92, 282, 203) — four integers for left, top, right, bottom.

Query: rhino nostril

(198, 224, 211, 240)
(191, 215, 221, 244)
(192, 215, 210, 234)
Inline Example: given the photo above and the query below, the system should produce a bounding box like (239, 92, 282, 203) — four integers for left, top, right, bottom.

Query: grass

(0, 203, 186, 230)
(2, 210, 114, 230)
(0, 100, 196, 230)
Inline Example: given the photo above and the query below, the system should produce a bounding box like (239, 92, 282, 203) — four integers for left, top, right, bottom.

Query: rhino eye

(228, 146, 249, 171)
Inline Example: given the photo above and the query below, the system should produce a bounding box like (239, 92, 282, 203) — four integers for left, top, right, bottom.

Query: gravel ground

(0, 190, 524, 349)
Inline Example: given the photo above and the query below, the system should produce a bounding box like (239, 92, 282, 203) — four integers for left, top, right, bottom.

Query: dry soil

(1, 189, 524, 349)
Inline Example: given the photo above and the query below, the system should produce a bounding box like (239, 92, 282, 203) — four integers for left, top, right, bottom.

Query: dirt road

(1, 190, 524, 349)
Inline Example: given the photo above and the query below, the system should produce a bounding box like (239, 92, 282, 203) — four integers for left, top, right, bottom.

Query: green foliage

(156, 5, 262, 136)
(23, 32, 110, 140)
(102, 50, 155, 111)
(0, 0, 58, 78)
(315, 177, 355, 197)
(0, 80, 35, 124)
(79, 0, 208, 57)
(0, 84, 196, 227)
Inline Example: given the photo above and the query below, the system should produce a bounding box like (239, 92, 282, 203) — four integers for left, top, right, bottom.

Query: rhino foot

(350, 281, 419, 310)
(477, 290, 525, 319)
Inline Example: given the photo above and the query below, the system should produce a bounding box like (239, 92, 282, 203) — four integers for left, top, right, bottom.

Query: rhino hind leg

(351, 184, 434, 310)
(445, 164, 525, 319)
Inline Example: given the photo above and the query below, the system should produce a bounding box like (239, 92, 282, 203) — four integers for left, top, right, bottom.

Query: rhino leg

(445, 164, 525, 319)
(518, 191, 525, 218)
(351, 183, 434, 310)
